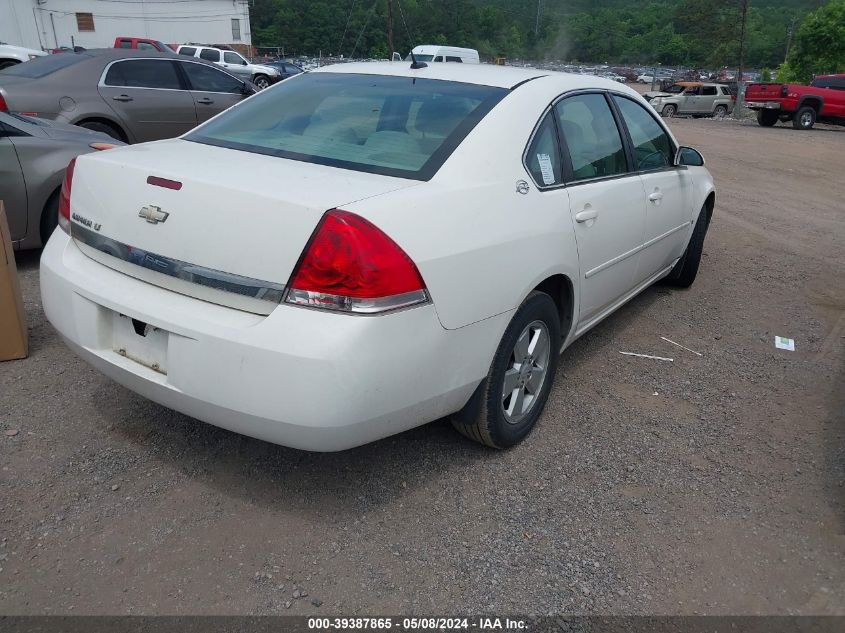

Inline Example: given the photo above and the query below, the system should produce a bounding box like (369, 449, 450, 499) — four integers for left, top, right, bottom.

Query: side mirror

(675, 146, 705, 167)
(241, 83, 257, 96)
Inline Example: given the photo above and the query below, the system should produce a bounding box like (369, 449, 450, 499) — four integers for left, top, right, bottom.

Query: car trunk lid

(69, 138, 419, 314)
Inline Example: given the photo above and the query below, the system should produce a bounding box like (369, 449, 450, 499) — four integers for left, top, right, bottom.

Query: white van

(408, 45, 480, 64)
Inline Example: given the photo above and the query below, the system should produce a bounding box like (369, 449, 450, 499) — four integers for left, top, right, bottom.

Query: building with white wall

(1, 0, 251, 52)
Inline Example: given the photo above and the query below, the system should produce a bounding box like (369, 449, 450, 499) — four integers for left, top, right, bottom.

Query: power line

(349, 0, 378, 58)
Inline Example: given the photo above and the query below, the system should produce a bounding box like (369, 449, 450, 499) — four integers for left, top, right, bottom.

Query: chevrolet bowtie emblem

(138, 205, 169, 224)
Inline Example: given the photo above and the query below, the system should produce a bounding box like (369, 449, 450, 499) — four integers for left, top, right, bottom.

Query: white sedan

(41, 62, 715, 451)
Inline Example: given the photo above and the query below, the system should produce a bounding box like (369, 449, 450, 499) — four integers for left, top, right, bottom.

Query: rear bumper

(746, 101, 782, 109)
(40, 232, 509, 451)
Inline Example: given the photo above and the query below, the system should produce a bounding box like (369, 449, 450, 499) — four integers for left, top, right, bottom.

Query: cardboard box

(0, 201, 28, 361)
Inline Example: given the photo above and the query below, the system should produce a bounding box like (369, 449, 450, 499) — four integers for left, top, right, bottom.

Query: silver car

(650, 83, 735, 118)
(0, 49, 257, 143)
(0, 112, 123, 250)
(176, 45, 281, 89)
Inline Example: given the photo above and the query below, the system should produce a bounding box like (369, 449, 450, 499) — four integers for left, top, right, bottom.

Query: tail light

(0, 94, 7, 112)
(286, 209, 428, 314)
(57, 158, 76, 234)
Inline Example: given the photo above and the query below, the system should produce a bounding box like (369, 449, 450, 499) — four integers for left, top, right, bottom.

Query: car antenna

(409, 50, 427, 70)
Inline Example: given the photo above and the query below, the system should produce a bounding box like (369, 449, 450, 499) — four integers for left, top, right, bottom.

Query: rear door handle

(196, 98, 214, 105)
(112, 95, 133, 102)
(575, 208, 598, 223)
(648, 191, 664, 202)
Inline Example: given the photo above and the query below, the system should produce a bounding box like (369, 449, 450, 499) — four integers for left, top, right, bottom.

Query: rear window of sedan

(185, 73, 507, 180)
(0, 53, 87, 78)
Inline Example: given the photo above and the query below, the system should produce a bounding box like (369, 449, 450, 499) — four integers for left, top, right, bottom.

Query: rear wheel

(713, 104, 728, 118)
(76, 120, 124, 141)
(792, 106, 816, 130)
(662, 104, 677, 118)
(665, 204, 709, 288)
(451, 291, 560, 449)
(253, 74, 270, 89)
(757, 110, 779, 127)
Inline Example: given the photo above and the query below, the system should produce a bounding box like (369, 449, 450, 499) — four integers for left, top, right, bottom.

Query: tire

(665, 204, 709, 288)
(662, 104, 677, 118)
(757, 110, 779, 127)
(39, 189, 60, 246)
(792, 106, 816, 130)
(0, 59, 20, 71)
(451, 291, 561, 449)
(713, 105, 728, 118)
(76, 120, 124, 141)
(253, 74, 270, 89)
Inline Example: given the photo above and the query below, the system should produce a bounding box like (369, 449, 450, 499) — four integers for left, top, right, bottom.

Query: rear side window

(117, 40, 131, 49)
(811, 76, 845, 90)
(612, 95, 673, 171)
(137, 42, 156, 51)
(199, 49, 221, 62)
(179, 46, 196, 57)
(555, 93, 627, 181)
(525, 113, 562, 187)
(701, 86, 717, 96)
(104, 59, 181, 90)
(186, 73, 507, 180)
(0, 53, 87, 78)
(181, 62, 243, 93)
(445, 56, 463, 63)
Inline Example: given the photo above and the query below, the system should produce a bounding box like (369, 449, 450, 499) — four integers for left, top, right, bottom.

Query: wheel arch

(72, 116, 130, 143)
(532, 273, 575, 342)
(39, 185, 62, 245)
(704, 191, 715, 225)
(798, 96, 823, 113)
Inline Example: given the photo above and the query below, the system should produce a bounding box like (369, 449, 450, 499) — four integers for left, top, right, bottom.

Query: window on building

(76, 13, 95, 32)
(231, 18, 241, 41)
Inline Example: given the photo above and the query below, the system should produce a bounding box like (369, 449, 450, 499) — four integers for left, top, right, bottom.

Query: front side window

(118, 40, 131, 49)
(186, 73, 507, 180)
(612, 95, 673, 171)
(179, 46, 197, 57)
(181, 62, 243, 93)
(199, 48, 221, 62)
(104, 60, 181, 90)
(525, 112, 562, 187)
(555, 93, 627, 181)
(224, 52, 245, 65)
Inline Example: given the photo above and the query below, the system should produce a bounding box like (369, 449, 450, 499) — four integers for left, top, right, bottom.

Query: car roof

(312, 62, 643, 95)
(64, 48, 177, 60)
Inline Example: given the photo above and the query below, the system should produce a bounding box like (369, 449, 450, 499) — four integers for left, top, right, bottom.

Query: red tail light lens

(57, 158, 76, 234)
(0, 94, 7, 112)
(286, 209, 428, 314)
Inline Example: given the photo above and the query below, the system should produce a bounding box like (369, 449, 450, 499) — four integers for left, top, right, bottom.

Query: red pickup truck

(745, 74, 845, 130)
(113, 37, 174, 52)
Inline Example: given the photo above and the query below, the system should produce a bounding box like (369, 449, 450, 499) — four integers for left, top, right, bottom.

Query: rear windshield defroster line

(185, 73, 507, 181)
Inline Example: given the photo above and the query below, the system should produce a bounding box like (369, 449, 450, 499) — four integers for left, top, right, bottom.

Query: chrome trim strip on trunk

(71, 223, 285, 315)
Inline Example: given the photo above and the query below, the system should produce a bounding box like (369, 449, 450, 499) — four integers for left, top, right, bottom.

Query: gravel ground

(0, 116, 843, 616)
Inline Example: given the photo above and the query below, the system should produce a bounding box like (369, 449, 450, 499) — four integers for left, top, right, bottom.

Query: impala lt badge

(139, 205, 169, 224)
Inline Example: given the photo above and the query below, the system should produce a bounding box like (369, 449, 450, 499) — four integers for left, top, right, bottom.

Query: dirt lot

(1, 116, 843, 616)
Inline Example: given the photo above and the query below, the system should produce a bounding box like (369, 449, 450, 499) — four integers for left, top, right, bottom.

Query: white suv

(176, 45, 280, 89)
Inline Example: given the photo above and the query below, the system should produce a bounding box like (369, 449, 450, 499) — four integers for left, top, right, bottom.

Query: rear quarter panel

(346, 79, 582, 333)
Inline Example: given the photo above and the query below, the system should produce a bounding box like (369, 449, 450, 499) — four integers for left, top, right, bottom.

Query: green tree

(783, 0, 845, 81)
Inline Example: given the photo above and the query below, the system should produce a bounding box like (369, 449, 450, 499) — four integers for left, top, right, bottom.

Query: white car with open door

(41, 62, 715, 451)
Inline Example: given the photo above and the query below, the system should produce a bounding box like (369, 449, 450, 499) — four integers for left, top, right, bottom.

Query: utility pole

(535, 0, 544, 37)
(387, 0, 394, 60)
(735, 0, 749, 113)
(784, 15, 798, 62)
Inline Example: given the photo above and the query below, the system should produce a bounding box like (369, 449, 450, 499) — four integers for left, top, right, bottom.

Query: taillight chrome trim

(71, 223, 286, 313)
(284, 288, 430, 315)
